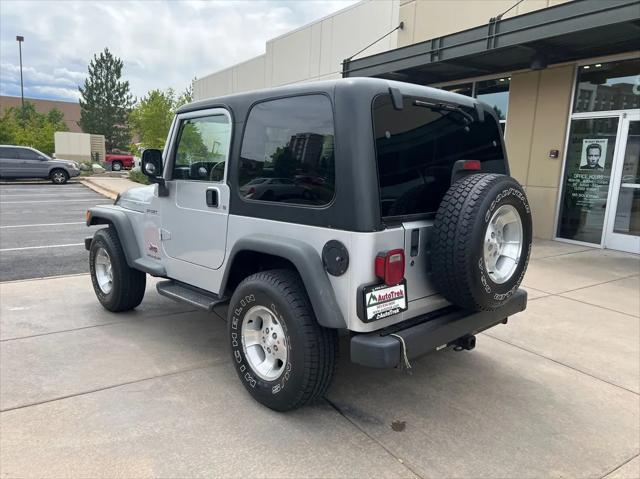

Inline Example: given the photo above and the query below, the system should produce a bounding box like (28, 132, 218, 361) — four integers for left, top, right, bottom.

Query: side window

(18, 149, 41, 160)
(172, 114, 231, 182)
(239, 95, 335, 206)
(0, 147, 17, 160)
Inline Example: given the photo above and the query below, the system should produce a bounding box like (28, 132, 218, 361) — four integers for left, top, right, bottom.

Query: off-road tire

(111, 161, 123, 171)
(432, 173, 532, 311)
(50, 169, 68, 184)
(89, 227, 146, 312)
(228, 269, 338, 412)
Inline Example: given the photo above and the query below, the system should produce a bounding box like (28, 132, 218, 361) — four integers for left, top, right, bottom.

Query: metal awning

(343, 0, 640, 84)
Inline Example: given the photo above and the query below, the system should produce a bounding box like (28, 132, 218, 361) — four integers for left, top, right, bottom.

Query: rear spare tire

(432, 173, 532, 311)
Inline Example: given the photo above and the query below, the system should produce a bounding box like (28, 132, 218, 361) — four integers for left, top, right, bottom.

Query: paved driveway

(0, 240, 638, 478)
(0, 182, 110, 281)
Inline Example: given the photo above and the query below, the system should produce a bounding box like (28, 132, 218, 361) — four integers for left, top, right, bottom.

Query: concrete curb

(79, 179, 118, 200)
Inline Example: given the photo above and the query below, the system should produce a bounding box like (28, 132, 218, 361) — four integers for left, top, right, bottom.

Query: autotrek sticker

(363, 281, 407, 322)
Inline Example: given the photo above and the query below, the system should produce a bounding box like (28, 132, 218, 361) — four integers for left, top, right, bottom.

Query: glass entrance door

(604, 113, 640, 253)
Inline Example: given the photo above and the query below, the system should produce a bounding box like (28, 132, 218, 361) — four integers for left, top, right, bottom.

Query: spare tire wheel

(432, 173, 532, 311)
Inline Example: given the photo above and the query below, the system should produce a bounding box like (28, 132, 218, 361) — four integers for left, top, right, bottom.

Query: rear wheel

(89, 227, 146, 312)
(228, 269, 338, 411)
(111, 161, 123, 171)
(50, 169, 68, 184)
(432, 174, 532, 311)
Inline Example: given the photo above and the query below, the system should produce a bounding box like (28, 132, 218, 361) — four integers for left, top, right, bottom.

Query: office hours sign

(557, 119, 617, 244)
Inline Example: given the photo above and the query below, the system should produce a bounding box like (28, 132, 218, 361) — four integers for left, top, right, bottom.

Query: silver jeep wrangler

(85, 78, 532, 411)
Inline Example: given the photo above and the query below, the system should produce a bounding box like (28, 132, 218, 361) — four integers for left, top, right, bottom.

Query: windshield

(373, 94, 506, 219)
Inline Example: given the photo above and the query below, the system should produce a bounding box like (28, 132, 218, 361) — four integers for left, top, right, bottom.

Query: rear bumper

(350, 289, 527, 368)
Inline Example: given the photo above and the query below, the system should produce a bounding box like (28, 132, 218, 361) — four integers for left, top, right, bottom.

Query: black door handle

(206, 188, 218, 207)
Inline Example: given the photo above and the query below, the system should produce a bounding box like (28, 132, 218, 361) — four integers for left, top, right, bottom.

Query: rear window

(373, 94, 506, 218)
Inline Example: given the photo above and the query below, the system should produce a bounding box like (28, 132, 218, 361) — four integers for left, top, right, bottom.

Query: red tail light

(375, 249, 405, 286)
(463, 160, 481, 170)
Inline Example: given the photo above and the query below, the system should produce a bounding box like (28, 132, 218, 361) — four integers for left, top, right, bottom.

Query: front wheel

(228, 269, 338, 411)
(50, 169, 68, 184)
(111, 161, 123, 171)
(89, 227, 146, 312)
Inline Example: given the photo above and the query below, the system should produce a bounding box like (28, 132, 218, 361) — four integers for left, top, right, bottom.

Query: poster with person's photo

(579, 139, 608, 170)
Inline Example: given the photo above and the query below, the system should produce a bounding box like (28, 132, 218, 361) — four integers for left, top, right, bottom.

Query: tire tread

(231, 269, 337, 411)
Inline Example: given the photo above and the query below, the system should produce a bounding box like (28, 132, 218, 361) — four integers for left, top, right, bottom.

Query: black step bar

(156, 280, 226, 312)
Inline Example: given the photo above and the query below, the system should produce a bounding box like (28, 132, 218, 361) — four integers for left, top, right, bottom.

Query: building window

(441, 82, 472, 97)
(440, 76, 511, 129)
(573, 58, 640, 113)
(475, 77, 510, 122)
(239, 95, 335, 206)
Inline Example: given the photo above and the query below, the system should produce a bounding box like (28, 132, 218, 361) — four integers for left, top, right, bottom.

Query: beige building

(54, 131, 105, 163)
(0, 95, 82, 133)
(195, 0, 640, 254)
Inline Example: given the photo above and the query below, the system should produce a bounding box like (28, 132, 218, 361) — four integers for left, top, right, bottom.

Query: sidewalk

(80, 176, 142, 200)
(1, 239, 638, 478)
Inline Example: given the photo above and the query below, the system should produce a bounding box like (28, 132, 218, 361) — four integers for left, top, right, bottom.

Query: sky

(0, 0, 358, 103)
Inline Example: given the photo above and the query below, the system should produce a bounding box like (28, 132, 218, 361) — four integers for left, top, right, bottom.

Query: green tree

(176, 77, 196, 108)
(0, 102, 68, 155)
(129, 79, 198, 154)
(129, 89, 175, 151)
(78, 48, 134, 151)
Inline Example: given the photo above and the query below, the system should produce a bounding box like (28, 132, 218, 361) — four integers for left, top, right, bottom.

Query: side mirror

(141, 148, 168, 196)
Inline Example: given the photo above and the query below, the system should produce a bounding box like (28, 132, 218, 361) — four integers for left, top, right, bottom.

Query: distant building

(288, 133, 324, 167)
(0, 95, 82, 133)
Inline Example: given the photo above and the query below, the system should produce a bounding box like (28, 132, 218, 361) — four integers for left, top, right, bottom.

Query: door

(0, 147, 22, 177)
(604, 112, 640, 253)
(159, 109, 232, 280)
(17, 148, 49, 177)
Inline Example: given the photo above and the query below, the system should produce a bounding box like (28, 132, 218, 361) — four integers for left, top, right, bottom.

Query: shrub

(128, 169, 149, 185)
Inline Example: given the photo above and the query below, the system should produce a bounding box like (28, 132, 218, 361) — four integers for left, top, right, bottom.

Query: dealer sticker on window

(363, 281, 407, 322)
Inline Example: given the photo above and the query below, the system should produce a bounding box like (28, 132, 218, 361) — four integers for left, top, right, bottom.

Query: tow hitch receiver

(452, 334, 476, 351)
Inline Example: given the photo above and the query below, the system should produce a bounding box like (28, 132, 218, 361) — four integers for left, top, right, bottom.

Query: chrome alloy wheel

(483, 204, 523, 284)
(94, 247, 114, 294)
(241, 305, 288, 381)
(52, 171, 66, 184)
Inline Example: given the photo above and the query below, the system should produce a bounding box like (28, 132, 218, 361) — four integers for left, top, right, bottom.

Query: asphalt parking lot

(0, 181, 110, 281)
(0, 234, 638, 476)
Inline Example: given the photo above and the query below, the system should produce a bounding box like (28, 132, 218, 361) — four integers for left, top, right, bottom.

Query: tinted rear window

(373, 94, 506, 218)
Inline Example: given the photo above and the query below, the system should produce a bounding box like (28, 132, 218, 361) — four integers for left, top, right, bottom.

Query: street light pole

(16, 35, 24, 108)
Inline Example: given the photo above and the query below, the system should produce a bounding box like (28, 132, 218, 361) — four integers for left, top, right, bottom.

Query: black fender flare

(86, 206, 166, 276)
(223, 235, 346, 329)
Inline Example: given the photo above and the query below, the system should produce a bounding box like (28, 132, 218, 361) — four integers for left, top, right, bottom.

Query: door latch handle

(206, 188, 218, 207)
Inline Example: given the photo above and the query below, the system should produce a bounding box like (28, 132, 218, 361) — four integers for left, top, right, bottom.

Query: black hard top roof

(176, 77, 478, 115)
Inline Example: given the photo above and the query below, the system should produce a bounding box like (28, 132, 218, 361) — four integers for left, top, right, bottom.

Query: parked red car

(105, 153, 135, 171)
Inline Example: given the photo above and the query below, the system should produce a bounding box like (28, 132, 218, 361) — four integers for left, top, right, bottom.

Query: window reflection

(239, 95, 335, 206)
(573, 59, 640, 113)
(173, 115, 230, 182)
